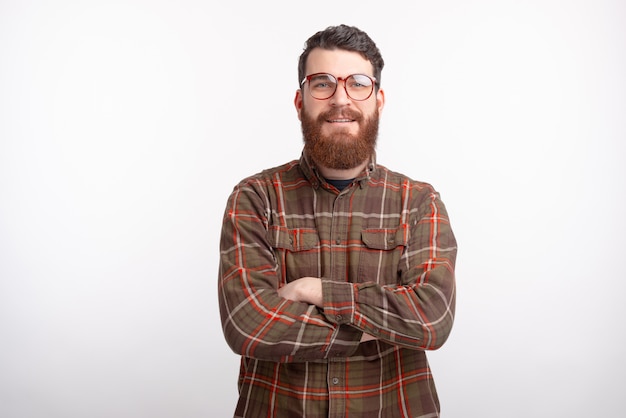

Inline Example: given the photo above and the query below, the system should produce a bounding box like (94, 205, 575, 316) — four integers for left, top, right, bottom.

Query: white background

(1, 1, 625, 417)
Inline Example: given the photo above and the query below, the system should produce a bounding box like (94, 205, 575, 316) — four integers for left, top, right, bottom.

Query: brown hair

(297, 24, 385, 90)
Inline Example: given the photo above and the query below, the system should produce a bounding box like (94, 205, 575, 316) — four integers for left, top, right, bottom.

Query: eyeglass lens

(308, 74, 374, 101)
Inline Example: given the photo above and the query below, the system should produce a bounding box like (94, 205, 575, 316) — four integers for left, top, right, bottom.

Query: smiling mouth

(327, 118, 355, 123)
(321, 109, 361, 124)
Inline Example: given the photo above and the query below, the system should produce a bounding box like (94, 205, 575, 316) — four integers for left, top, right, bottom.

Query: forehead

(306, 48, 374, 76)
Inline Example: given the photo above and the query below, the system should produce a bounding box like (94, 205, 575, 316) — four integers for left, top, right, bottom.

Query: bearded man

(218, 24, 458, 418)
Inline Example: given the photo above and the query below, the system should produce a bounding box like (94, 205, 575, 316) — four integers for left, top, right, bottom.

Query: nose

(329, 81, 351, 106)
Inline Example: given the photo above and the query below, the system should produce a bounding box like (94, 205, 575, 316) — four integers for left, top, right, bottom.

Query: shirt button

(332, 377, 339, 385)
(335, 239, 340, 245)
(336, 315, 343, 321)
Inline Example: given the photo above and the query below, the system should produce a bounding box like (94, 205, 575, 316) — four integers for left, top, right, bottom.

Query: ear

(294, 89, 304, 121)
(375, 88, 385, 114)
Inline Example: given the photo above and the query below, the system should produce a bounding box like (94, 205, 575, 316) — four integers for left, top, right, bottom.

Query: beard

(300, 105, 379, 170)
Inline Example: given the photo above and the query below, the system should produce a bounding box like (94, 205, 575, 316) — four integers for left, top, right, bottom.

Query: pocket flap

(361, 225, 409, 250)
(267, 225, 319, 251)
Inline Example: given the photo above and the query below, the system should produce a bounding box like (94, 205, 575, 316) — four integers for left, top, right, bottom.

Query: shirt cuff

(321, 280, 356, 325)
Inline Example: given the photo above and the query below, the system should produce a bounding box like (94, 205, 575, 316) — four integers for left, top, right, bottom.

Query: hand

(277, 277, 323, 308)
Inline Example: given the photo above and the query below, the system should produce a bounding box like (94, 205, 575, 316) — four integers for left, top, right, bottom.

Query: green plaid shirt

(219, 152, 457, 417)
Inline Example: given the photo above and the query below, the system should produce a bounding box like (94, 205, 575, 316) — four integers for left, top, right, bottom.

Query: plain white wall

(1, 1, 625, 417)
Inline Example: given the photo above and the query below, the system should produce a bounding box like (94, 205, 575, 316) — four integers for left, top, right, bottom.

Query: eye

(349, 75, 373, 88)
(309, 74, 336, 90)
(312, 81, 331, 89)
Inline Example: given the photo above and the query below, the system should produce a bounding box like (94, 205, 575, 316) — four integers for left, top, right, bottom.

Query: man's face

(294, 48, 385, 170)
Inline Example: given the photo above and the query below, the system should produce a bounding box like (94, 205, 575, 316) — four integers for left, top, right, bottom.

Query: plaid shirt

(219, 152, 457, 418)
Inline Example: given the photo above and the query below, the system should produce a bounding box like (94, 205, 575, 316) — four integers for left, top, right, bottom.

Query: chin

(322, 126, 357, 139)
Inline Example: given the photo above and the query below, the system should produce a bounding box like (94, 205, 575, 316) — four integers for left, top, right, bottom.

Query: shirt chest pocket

(266, 225, 321, 283)
(358, 225, 409, 284)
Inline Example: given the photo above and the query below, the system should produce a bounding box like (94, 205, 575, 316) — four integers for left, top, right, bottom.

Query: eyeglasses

(301, 73, 377, 101)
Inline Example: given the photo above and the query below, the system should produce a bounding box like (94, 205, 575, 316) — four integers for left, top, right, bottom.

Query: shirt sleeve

(320, 186, 457, 351)
(218, 180, 362, 362)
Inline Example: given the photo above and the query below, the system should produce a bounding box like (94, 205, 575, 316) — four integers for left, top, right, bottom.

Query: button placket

(327, 361, 346, 416)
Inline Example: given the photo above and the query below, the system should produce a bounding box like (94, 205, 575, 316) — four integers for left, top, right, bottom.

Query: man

(218, 24, 457, 417)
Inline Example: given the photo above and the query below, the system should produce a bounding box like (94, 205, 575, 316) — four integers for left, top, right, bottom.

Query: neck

(317, 159, 369, 180)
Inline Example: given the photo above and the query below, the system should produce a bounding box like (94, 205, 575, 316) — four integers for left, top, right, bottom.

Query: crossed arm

(278, 277, 378, 343)
(219, 181, 457, 361)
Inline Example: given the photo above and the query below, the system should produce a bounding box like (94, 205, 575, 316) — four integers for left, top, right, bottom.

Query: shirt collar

(300, 150, 377, 190)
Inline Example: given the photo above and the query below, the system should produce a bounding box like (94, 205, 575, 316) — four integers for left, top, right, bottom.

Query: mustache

(317, 108, 363, 122)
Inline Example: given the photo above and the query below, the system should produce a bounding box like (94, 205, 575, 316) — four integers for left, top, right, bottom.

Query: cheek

(302, 98, 327, 118)
(301, 109, 319, 125)
(362, 99, 380, 113)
